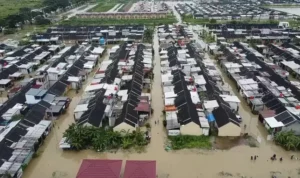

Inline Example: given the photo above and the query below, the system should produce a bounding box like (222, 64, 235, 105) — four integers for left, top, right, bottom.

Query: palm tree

(143, 28, 153, 43)
(274, 131, 300, 150)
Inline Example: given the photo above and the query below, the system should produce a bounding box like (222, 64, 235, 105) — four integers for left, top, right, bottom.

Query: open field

(61, 16, 177, 26)
(88, 2, 117, 12)
(0, 0, 42, 20)
(119, 0, 135, 12)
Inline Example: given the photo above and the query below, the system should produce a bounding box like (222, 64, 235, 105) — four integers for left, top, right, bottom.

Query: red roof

(76, 159, 122, 178)
(123, 160, 156, 178)
(135, 102, 150, 112)
(259, 110, 276, 118)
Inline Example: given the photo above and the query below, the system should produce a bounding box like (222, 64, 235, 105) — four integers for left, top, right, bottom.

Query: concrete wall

(218, 123, 241, 137)
(282, 122, 300, 136)
(25, 95, 41, 104)
(180, 122, 202, 136)
(74, 111, 84, 121)
(113, 122, 136, 133)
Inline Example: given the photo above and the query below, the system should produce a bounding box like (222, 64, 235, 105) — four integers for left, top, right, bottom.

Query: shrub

(145, 123, 151, 129)
(274, 131, 300, 150)
(169, 135, 212, 150)
(63, 124, 149, 151)
(11, 114, 24, 121)
(3, 28, 16, 35)
(163, 120, 167, 127)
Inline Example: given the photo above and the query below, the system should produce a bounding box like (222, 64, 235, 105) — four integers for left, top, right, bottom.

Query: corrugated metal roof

(123, 160, 156, 178)
(76, 159, 122, 178)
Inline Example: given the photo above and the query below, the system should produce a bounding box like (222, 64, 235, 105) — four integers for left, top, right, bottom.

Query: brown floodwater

(22, 25, 300, 178)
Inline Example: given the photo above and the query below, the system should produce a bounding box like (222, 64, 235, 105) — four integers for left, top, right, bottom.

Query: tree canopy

(274, 131, 300, 151)
(63, 124, 149, 151)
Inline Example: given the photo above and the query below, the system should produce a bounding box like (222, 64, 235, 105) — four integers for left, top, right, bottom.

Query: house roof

(274, 111, 297, 125)
(115, 101, 139, 127)
(212, 104, 240, 128)
(77, 89, 106, 127)
(76, 159, 122, 178)
(0, 141, 13, 160)
(177, 101, 200, 126)
(26, 88, 47, 97)
(22, 100, 51, 126)
(123, 160, 156, 178)
(4, 126, 27, 143)
(135, 102, 150, 112)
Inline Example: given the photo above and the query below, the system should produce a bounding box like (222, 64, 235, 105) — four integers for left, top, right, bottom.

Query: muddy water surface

(23, 17, 300, 178)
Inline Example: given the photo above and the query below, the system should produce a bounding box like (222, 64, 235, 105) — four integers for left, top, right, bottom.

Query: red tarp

(259, 110, 276, 118)
(76, 159, 122, 178)
(135, 102, 150, 112)
(123, 160, 156, 178)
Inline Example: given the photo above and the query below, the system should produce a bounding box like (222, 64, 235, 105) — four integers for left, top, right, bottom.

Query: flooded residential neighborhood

(1, 1, 300, 178)
(23, 15, 300, 178)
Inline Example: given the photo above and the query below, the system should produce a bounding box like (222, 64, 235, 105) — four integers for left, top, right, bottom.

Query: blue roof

(99, 37, 105, 45)
(206, 113, 215, 122)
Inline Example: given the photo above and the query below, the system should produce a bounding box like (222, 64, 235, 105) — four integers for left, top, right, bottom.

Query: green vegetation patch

(118, 0, 134, 12)
(62, 15, 177, 26)
(63, 124, 149, 151)
(274, 131, 300, 151)
(0, 0, 41, 19)
(169, 135, 212, 150)
(89, 2, 117, 12)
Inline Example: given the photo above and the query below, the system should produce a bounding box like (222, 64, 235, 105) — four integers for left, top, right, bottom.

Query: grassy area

(119, 0, 134, 12)
(0, 24, 50, 41)
(89, 2, 117, 12)
(169, 135, 212, 150)
(0, 0, 42, 19)
(61, 15, 177, 26)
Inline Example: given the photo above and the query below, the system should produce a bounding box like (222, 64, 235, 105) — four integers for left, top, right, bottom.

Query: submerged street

(21, 4, 300, 178)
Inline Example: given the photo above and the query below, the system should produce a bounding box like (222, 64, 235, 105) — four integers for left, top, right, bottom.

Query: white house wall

(228, 102, 238, 112)
(281, 122, 300, 136)
(218, 123, 241, 137)
(113, 122, 136, 133)
(74, 111, 84, 121)
(180, 122, 203, 136)
(48, 73, 58, 81)
(25, 95, 40, 104)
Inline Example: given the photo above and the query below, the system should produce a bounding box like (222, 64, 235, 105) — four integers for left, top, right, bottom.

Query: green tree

(19, 8, 32, 24)
(209, 19, 217, 24)
(35, 16, 51, 25)
(143, 28, 153, 43)
(274, 131, 300, 151)
(5, 14, 23, 28)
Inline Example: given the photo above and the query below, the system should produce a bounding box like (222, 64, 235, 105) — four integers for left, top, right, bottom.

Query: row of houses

(131, 2, 169, 12)
(269, 43, 300, 80)
(175, 2, 296, 20)
(60, 42, 153, 149)
(217, 41, 300, 136)
(193, 24, 300, 46)
(77, 12, 168, 19)
(32, 25, 145, 44)
(0, 42, 108, 177)
(159, 25, 242, 137)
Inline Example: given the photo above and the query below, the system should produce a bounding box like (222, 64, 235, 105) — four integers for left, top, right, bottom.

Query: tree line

(1, 0, 89, 32)
(274, 131, 300, 151)
(63, 123, 149, 151)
